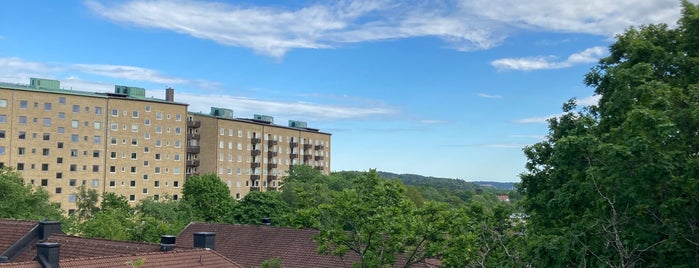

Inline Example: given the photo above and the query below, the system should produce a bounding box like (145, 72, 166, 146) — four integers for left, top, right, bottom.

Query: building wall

(0, 83, 187, 213)
(187, 114, 331, 200)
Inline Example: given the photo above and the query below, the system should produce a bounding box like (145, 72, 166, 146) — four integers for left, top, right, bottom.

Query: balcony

(187, 146, 200, 154)
(268, 140, 278, 146)
(186, 160, 200, 167)
(187, 121, 201, 128)
(250, 186, 260, 192)
(303, 144, 313, 150)
(267, 186, 278, 191)
(251, 150, 261, 157)
(290, 153, 298, 159)
(315, 145, 325, 150)
(251, 138, 261, 144)
(289, 142, 298, 148)
(251, 162, 261, 169)
(267, 163, 277, 169)
(267, 151, 278, 158)
(315, 155, 324, 161)
(267, 175, 277, 181)
(250, 175, 261, 181)
(303, 155, 313, 161)
(315, 166, 324, 171)
(186, 172, 200, 178)
(187, 133, 200, 140)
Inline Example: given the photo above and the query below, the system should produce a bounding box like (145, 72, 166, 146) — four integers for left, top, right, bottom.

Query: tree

(0, 167, 63, 220)
(181, 173, 235, 222)
(101, 192, 134, 214)
(74, 185, 100, 221)
(229, 191, 291, 225)
(520, 2, 699, 266)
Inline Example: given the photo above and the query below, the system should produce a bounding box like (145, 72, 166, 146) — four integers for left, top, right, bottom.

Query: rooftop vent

(254, 114, 274, 124)
(261, 218, 272, 226)
(114, 85, 146, 98)
(160, 235, 176, 251)
(210, 107, 234, 119)
(29, 78, 60, 90)
(288, 120, 307, 128)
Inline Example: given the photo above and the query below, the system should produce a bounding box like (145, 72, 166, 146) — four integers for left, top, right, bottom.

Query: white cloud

(85, 0, 691, 57)
(418, 119, 448, 124)
(72, 64, 188, 85)
(576, 95, 602, 106)
(512, 114, 562, 124)
(476, 93, 502, 99)
(491, 46, 607, 71)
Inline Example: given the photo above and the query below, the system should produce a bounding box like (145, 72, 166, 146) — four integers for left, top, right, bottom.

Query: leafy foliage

(181, 173, 235, 222)
(520, 2, 699, 266)
(0, 167, 63, 220)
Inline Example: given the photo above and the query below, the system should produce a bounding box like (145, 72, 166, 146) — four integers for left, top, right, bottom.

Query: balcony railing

(267, 175, 277, 181)
(315, 166, 324, 171)
(187, 133, 200, 140)
(268, 140, 278, 146)
(290, 153, 298, 159)
(187, 146, 200, 154)
(251, 150, 261, 157)
(251, 162, 261, 169)
(303, 144, 313, 150)
(303, 155, 313, 161)
(315, 155, 324, 161)
(267, 163, 277, 169)
(250, 175, 261, 181)
(315, 145, 325, 150)
(251, 138, 261, 144)
(250, 186, 260, 192)
(187, 121, 201, 128)
(289, 142, 298, 148)
(267, 186, 278, 191)
(186, 160, 200, 167)
(267, 151, 278, 158)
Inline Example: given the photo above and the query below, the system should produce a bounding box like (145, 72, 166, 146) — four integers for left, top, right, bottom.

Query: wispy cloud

(86, 1, 687, 57)
(476, 93, 502, 99)
(418, 119, 448, 124)
(0, 55, 397, 121)
(576, 95, 601, 106)
(491, 46, 607, 71)
(512, 114, 562, 124)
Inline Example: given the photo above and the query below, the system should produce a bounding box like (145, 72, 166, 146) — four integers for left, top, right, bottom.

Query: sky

(0, 0, 693, 182)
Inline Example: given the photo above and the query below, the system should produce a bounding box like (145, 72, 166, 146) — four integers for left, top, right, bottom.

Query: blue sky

(0, 0, 693, 182)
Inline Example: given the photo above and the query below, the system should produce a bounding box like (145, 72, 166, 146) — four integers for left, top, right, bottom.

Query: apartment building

(187, 108, 331, 199)
(0, 78, 187, 213)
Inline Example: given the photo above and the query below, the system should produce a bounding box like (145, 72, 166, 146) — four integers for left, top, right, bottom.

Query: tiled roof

(0, 220, 38, 253)
(177, 222, 360, 268)
(13, 234, 165, 262)
(0, 248, 242, 268)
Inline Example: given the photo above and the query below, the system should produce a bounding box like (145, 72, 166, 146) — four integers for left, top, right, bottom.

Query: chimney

(160, 235, 176, 251)
(36, 242, 60, 268)
(39, 221, 62, 240)
(261, 218, 272, 226)
(0, 256, 8, 263)
(165, 87, 174, 102)
(193, 232, 216, 250)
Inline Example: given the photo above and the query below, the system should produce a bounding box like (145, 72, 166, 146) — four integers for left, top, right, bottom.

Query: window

(0, 146, 4, 155)
(143, 174, 149, 180)
(43, 133, 50, 141)
(238, 130, 243, 137)
(94, 122, 101, 130)
(109, 181, 115, 187)
(93, 136, 101, 144)
(92, 165, 99, 172)
(18, 116, 26, 124)
(155, 126, 162, 133)
(174, 167, 180, 174)
(173, 195, 178, 201)
(0, 115, 6, 124)
(70, 164, 77, 171)
(57, 127, 65, 134)
(56, 172, 62, 179)
(57, 142, 63, 149)
(131, 138, 138, 146)
(154, 181, 160, 187)
(109, 166, 116, 173)
(0, 130, 5, 139)
(175, 114, 182, 121)
(142, 188, 148, 194)
(70, 149, 78, 157)
(41, 164, 49, 171)
(42, 148, 50, 156)
(130, 166, 136, 173)
(156, 112, 162, 120)
(44, 102, 51, 110)
(69, 179, 77, 186)
(132, 111, 139, 118)
(72, 105, 79, 113)
(56, 157, 62, 164)
(68, 194, 76, 203)
(154, 167, 161, 174)
(17, 163, 24, 170)
(175, 127, 181, 135)
(131, 124, 138, 132)
(144, 119, 151, 126)
(20, 100, 27, 109)
(91, 179, 99, 188)
(71, 134, 78, 143)
(71, 120, 79, 128)
(93, 106, 102, 115)
(111, 109, 118, 116)
(17, 147, 25, 156)
(58, 112, 65, 119)
(145, 105, 151, 112)
(155, 140, 161, 147)
(18, 131, 25, 139)
(129, 195, 135, 202)
(174, 141, 181, 148)
(130, 180, 136, 187)
(144, 133, 150, 139)
(55, 187, 62, 194)
(144, 147, 150, 153)
(42, 118, 51, 126)
(173, 181, 179, 188)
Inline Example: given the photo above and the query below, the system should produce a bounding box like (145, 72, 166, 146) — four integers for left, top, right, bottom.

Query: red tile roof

(176, 222, 359, 268)
(13, 234, 165, 262)
(0, 248, 242, 268)
(0, 220, 38, 253)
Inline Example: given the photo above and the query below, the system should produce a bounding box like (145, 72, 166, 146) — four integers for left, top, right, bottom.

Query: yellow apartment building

(0, 78, 188, 213)
(187, 108, 331, 199)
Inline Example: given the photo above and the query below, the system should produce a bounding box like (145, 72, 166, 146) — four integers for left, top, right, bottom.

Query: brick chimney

(193, 232, 216, 250)
(36, 242, 60, 268)
(39, 221, 62, 240)
(165, 87, 174, 102)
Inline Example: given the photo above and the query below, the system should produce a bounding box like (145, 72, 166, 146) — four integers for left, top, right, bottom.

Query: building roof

(0, 220, 38, 254)
(12, 234, 165, 262)
(176, 222, 357, 268)
(0, 248, 242, 268)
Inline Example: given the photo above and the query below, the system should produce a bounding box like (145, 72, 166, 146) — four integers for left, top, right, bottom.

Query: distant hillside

(471, 181, 518, 190)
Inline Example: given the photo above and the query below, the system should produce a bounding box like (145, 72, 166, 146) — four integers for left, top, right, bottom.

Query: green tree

(79, 208, 134, 240)
(230, 191, 291, 225)
(74, 185, 100, 221)
(0, 167, 63, 220)
(101, 192, 134, 214)
(181, 173, 235, 222)
(520, 2, 699, 266)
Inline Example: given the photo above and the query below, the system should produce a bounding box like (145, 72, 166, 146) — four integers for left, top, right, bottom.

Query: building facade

(0, 78, 332, 212)
(187, 109, 331, 199)
(0, 78, 188, 213)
